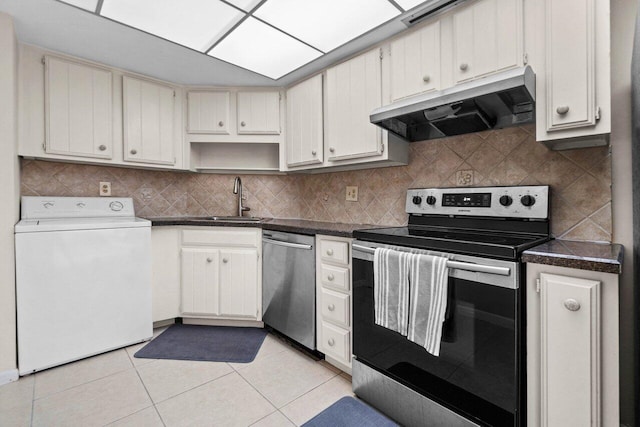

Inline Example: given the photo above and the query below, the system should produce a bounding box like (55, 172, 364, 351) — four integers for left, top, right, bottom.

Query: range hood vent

(370, 66, 535, 142)
(401, 0, 466, 27)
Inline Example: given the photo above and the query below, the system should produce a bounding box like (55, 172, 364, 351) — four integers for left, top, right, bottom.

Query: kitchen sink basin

(184, 216, 263, 223)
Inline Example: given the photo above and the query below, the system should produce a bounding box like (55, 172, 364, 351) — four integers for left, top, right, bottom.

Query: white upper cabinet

(123, 75, 176, 166)
(325, 48, 383, 162)
(389, 20, 441, 102)
(187, 91, 230, 134)
(237, 91, 281, 135)
(44, 56, 113, 159)
(451, 0, 523, 84)
(286, 74, 323, 168)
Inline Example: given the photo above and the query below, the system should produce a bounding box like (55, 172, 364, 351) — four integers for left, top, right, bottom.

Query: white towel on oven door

(374, 248, 411, 336)
(407, 253, 449, 356)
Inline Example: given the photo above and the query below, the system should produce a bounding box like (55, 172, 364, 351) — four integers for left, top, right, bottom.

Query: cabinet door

(286, 74, 323, 167)
(123, 76, 175, 165)
(45, 56, 113, 159)
(187, 91, 230, 134)
(545, 0, 596, 131)
(237, 91, 281, 135)
(390, 20, 440, 101)
(325, 49, 383, 161)
(181, 248, 220, 315)
(219, 249, 259, 319)
(452, 0, 522, 84)
(540, 273, 600, 427)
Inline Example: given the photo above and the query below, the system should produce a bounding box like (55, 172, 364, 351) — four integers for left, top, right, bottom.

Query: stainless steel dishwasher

(262, 230, 316, 350)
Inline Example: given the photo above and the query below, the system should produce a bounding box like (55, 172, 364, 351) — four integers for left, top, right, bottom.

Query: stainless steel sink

(184, 216, 262, 223)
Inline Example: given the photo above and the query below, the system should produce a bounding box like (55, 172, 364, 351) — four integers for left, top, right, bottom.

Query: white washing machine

(15, 196, 152, 375)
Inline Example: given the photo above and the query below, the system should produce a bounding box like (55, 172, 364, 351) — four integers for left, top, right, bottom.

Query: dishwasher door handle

(263, 237, 313, 250)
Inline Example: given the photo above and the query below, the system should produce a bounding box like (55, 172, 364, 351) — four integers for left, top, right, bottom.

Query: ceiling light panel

(394, 0, 430, 10)
(254, 0, 401, 53)
(100, 0, 245, 52)
(59, 0, 99, 12)
(224, 0, 263, 12)
(209, 17, 322, 80)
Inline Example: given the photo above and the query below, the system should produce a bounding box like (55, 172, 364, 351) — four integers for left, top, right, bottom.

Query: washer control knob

(412, 196, 422, 205)
(109, 201, 124, 211)
(520, 195, 536, 207)
(499, 195, 513, 206)
(426, 196, 437, 205)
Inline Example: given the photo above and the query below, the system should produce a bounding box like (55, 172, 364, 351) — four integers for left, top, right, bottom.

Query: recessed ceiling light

(101, 0, 244, 52)
(209, 17, 322, 80)
(255, 0, 401, 53)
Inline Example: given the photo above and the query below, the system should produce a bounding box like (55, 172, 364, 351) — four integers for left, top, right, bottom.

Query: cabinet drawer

(320, 240, 349, 265)
(320, 322, 350, 362)
(320, 289, 350, 328)
(182, 229, 259, 247)
(320, 264, 350, 292)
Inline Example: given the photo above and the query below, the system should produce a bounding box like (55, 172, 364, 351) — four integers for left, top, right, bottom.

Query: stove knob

(520, 195, 536, 207)
(426, 196, 437, 205)
(412, 196, 422, 205)
(499, 195, 513, 206)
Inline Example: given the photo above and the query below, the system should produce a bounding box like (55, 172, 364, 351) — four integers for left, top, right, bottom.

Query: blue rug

(303, 397, 399, 427)
(134, 324, 268, 363)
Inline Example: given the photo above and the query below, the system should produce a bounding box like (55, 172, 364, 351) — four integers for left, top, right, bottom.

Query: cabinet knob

(130, 149, 137, 155)
(556, 105, 570, 115)
(218, 121, 224, 127)
(206, 257, 213, 263)
(422, 75, 430, 83)
(327, 273, 335, 281)
(459, 63, 469, 71)
(329, 147, 335, 153)
(327, 338, 335, 346)
(223, 258, 228, 263)
(241, 121, 246, 127)
(98, 145, 107, 151)
(326, 249, 334, 256)
(311, 149, 317, 156)
(563, 298, 581, 311)
(328, 304, 335, 311)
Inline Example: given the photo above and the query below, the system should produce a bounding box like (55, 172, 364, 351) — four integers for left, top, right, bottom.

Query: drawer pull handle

(422, 75, 430, 83)
(222, 258, 228, 263)
(98, 145, 107, 151)
(328, 338, 335, 346)
(241, 121, 246, 127)
(459, 63, 469, 71)
(328, 304, 335, 311)
(327, 274, 335, 281)
(311, 149, 317, 156)
(564, 298, 581, 311)
(329, 147, 335, 153)
(326, 249, 334, 256)
(218, 121, 224, 127)
(130, 149, 137, 155)
(206, 257, 213, 263)
(556, 105, 570, 115)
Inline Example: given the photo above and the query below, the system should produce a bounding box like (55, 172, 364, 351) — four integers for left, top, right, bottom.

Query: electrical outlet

(346, 186, 358, 202)
(100, 181, 111, 196)
(456, 170, 474, 186)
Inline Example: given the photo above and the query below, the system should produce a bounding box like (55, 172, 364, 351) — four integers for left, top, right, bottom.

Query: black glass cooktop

(354, 226, 549, 260)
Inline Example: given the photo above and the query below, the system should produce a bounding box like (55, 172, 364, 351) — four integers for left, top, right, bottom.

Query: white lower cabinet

(316, 235, 352, 373)
(180, 227, 261, 321)
(526, 263, 619, 427)
(151, 227, 181, 323)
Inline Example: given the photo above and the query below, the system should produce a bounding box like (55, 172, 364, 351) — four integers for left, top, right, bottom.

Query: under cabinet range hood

(370, 66, 536, 142)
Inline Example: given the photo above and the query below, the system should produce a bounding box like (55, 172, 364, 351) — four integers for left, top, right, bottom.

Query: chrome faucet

(233, 176, 250, 217)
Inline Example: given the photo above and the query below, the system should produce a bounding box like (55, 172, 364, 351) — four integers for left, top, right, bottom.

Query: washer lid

(15, 217, 151, 233)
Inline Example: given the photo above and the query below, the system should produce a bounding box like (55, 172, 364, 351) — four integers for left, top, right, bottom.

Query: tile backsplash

(21, 125, 612, 242)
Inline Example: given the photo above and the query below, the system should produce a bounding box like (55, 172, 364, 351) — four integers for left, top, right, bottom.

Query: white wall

(610, 0, 638, 425)
(0, 13, 20, 384)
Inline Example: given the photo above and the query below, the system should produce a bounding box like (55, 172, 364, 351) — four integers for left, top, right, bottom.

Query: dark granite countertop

(147, 216, 380, 238)
(522, 240, 624, 274)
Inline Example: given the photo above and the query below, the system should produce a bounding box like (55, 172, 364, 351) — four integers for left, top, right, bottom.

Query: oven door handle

(352, 244, 511, 276)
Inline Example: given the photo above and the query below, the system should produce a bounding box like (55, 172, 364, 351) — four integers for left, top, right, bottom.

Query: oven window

(353, 257, 521, 427)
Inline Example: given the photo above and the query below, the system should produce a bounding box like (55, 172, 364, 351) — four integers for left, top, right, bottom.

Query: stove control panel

(406, 186, 549, 219)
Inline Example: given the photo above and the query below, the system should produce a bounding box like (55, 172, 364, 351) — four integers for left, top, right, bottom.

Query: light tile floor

(0, 328, 354, 427)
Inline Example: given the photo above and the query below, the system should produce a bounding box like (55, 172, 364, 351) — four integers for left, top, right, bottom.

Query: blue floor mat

(134, 324, 267, 363)
(303, 396, 399, 427)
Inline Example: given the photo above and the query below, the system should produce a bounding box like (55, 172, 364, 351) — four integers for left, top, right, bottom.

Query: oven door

(352, 241, 523, 427)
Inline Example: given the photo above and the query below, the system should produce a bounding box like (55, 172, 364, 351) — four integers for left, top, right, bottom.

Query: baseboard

(0, 369, 19, 386)
(182, 318, 264, 328)
(153, 318, 176, 329)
